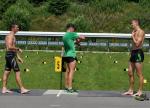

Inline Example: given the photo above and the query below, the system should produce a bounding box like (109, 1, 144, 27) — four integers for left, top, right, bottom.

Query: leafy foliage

(48, 0, 70, 15)
(2, 0, 32, 30)
(28, 0, 47, 5)
(91, 0, 126, 13)
(0, 0, 150, 32)
(68, 15, 91, 32)
(0, 0, 16, 19)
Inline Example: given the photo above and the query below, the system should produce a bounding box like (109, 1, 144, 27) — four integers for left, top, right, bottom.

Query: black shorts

(5, 51, 20, 72)
(130, 49, 144, 63)
(62, 57, 77, 63)
(62, 57, 77, 72)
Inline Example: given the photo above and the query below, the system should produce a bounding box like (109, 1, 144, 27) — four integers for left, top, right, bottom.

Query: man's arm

(132, 31, 144, 47)
(16, 53, 23, 63)
(78, 35, 85, 40)
(75, 35, 85, 44)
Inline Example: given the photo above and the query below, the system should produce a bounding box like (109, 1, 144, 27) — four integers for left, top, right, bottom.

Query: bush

(0, 0, 16, 19)
(139, 0, 150, 7)
(125, 0, 139, 3)
(48, 0, 70, 16)
(67, 15, 91, 32)
(92, 0, 126, 13)
(2, 0, 32, 30)
(28, 0, 47, 5)
(15, 0, 33, 12)
(71, 0, 91, 3)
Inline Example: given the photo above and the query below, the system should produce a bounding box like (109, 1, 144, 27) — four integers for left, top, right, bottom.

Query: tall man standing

(63, 24, 85, 93)
(123, 19, 145, 96)
(2, 24, 30, 94)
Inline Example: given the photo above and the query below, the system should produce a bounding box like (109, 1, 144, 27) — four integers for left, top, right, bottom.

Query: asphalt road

(0, 90, 149, 108)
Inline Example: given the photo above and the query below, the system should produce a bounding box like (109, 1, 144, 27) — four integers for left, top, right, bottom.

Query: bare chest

(133, 32, 139, 40)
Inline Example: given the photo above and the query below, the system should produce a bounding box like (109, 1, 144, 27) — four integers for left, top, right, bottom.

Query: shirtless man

(2, 24, 30, 94)
(123, 19, 145, 96)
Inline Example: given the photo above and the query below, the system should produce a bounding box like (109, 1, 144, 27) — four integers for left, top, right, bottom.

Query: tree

(28, 0, 47, 5)
(2, 0, 32, 30)
(125, 0, 139, 3)
(71, 0, 91, 3)
(92, 0, 125, 13)
(67, 15, 91, 32)
(48, 0, 70, 16)
(0, 0, 16, 19)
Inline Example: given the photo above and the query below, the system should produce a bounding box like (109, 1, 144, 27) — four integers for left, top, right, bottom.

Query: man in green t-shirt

(62, 23, 85, 93)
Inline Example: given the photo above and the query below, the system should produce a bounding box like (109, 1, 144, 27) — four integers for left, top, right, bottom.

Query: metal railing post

(149, 39, 150, 52)
(46, 37, 48, 50)
(25, 37, 28, 50)
(107, 40, 110, 52)
(87, 38, 89, 51)
(127, 39, 130, 52)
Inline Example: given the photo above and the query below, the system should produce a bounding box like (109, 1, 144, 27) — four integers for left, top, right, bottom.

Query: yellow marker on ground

(75, 68, 77, 71)
(43, 61, 47, 64)
(55, 56, 62, 72)
(78, 61, 81, 63)
(144, 79, 147, 84)
(24, 68, 30, 72)
(26, 69, 30, 72)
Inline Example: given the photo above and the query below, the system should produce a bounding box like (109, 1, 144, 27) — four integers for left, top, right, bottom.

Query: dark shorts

(5, 51, 20, 72)
(130, 49, 144, 63)
(62, 57, 77, 63)
(62, 57, 77, 72)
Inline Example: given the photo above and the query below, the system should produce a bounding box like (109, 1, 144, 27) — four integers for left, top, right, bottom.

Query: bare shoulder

(6, 33, 13, 39)
(5, 34, 14, 42)
(140, 29, 145, 35)
(137, 29, 145, 37)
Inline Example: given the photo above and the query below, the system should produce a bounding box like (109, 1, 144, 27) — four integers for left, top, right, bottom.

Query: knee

(66, 70, 69, 73)
(138, 74, 144, 79)
(128, 70, 133, 77)
(2, 78, 7, 82)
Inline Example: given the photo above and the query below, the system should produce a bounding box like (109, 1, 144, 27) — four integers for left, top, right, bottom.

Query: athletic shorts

(130, 49, 144, 63)
(5, 51, 20, 72)
(62, 57, 77, 63)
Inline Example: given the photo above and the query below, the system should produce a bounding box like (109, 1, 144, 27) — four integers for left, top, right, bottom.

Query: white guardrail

(0, 31, 150, 51)
(0, 31, 150, 38)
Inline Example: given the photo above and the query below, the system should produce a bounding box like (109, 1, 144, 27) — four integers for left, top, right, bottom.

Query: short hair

(9, 23, 18, 30)
(132, 19, 140, 26)
(66, 23, 76, 31)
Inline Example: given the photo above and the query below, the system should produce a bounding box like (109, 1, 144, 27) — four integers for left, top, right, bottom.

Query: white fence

(0, 31, 150, 52)
(0, 31, 150, 38)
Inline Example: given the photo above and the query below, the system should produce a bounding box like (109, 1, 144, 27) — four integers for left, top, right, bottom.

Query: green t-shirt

(63, 32, 79, 58)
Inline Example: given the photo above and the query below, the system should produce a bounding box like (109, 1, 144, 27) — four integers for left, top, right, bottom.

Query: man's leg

(65, 63, 69, 89)
(2, 71, 12, 93)
(12, 57, 30, 94)
(123, 62, 135, 95)
(68, 60, 76, 89)
(134, 63, 144, 96)
(15, 71, 30, 94)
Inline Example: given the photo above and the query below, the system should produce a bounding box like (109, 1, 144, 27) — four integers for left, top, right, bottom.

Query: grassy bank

(0, 51, 150, 91)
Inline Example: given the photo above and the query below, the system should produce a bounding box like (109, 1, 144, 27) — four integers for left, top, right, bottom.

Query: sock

(68, 87, 72, 90)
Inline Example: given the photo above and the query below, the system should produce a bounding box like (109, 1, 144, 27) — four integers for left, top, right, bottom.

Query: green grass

(0, 51, 150, 91)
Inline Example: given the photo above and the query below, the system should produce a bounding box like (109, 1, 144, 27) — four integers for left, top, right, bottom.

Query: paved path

(0, 90, 149, 108)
